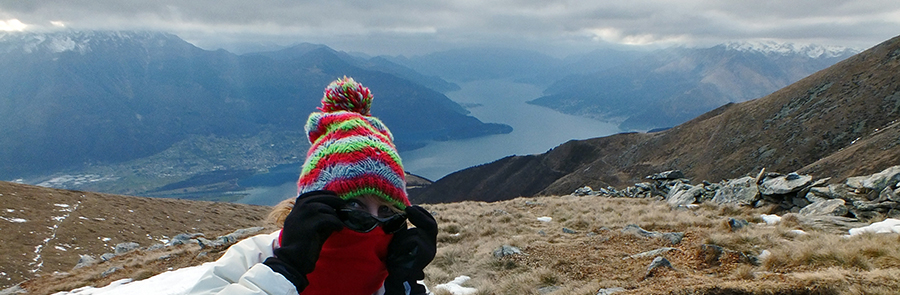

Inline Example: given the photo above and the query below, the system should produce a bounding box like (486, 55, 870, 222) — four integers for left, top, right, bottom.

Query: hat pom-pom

(319, 76, 373, 115)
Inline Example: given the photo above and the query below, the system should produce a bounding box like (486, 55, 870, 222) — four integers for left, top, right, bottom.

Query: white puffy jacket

(186, 230, 388, 295)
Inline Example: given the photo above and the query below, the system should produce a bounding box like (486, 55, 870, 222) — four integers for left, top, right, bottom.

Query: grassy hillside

(6, 183, 900, 294)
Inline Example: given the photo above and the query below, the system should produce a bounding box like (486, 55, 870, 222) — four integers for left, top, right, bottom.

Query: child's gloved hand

(384, 205, 437, 295)
(264, 191, 344, 291)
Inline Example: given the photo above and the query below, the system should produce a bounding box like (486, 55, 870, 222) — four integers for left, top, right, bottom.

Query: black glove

(384, 205, 438, 295)
(264, 191, 344, 291)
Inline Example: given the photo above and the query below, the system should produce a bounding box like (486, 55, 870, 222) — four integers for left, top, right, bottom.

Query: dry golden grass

(16, 193, 900, 295)
(418, 195, 900, 295)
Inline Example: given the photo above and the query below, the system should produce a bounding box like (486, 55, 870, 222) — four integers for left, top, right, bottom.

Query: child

(188, 77, 437, 295)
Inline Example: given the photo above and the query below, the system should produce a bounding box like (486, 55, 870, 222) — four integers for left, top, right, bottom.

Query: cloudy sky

(1, 0, 899, 56)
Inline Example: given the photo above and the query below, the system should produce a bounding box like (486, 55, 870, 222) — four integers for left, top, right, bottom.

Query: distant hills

(411, 35, 900, 204)
(0, 31, 511, 180)
(529, 42, 858, 130)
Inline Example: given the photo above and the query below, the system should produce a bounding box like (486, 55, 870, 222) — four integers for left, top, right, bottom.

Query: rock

(647, 170, 684, 180)
(889, 209, 900, 219)
(667, 184, 704, 207)
(146, 243, 166, 251)
(759, 173, 813, 195)
(100, 253, 116, 261)
(197, 237, 224, 249)
(853, 200, 899, 212)
(700, 244, 755, 265)
(573, 186, 594, 196)
(168, 233, 204, 246)
(796, 215, 865, 234)
(727, 218, 750, 231)
(216, 227, 265, 245)
(0, 284, 26, 295)
(493, 245, 525, 258)
(72, 254, 96, 270)
(799, 199, 848, 217)
(645, 256, 674, 277)
(712, 176, 760, 206)
(114, 242, 140, 255)
(804, 188, 830, 203)
(882, 187, 900, 202)
(621, 224, 684, 244)
(596, 287, 626, 295)
(562, 227, 577, 234)
(100, 266, 121, 278)
(624, 247, 676, 260)
(538, 286, 560, 294)
(846, 165, 900, 193)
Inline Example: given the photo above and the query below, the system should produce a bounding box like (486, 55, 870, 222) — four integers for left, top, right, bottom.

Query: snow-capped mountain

(0, 31, 184, 55)
(723, 40, 860, 59)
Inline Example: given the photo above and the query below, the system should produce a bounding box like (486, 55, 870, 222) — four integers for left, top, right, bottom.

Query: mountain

(528, 42, 858, 131)
(383, 47, 562, 83)
(411, 35, 900, 204)
(0, 31, 511, 181)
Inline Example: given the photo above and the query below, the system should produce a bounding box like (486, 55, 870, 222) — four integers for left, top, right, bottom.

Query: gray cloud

(1, 0, 898, 55)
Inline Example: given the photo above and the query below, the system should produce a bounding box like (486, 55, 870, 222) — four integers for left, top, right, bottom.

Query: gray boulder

(624, 247, 676, 260)
(72, 254, 97, 270)
(727, 218, 750, 231)
(573, 186, 594, 196)
(846, 165, 900, 193)
(114, 242, 140, 255)
(647, 170, 684, 180)
(645, 256, 674, 277)
(799, 199, 848, 217)
(759, 173, 813, 195)
(712, 176, 760, 206)
(168, 233, 204, 246)
(493, 245, 524, 258)
(666, 182, 704, 207)
(100, 253, 116, 261)
(622, 224, 684, 244)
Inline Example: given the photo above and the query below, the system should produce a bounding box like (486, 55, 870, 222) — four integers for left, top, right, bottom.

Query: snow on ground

(537, 216, 552, 222)
(434, 276, 478, 295)
(0, 216, 26, 223)
(848, 218, 900, 236)
(52, 264, 210, 295)
(760, 214, 782, 225)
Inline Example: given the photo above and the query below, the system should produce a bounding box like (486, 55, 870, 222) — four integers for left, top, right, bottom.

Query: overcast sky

(1, 0, 899, 56)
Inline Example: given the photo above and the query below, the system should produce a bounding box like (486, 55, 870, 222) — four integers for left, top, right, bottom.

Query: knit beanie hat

(296, 77, 410, 209)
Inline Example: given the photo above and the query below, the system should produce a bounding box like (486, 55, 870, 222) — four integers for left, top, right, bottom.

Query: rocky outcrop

(572, 166, 900, 222)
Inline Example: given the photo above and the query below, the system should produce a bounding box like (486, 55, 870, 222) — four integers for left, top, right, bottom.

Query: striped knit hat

(297, 77, 409, 209)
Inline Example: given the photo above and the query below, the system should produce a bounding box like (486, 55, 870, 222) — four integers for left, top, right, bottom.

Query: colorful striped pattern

(297, 77, 409, 209)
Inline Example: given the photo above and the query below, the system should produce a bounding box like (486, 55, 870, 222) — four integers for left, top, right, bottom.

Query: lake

(235, 79, 622, 205)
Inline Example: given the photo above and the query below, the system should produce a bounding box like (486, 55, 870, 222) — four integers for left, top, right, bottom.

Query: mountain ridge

(412, 34, 900, 204)
(0, 31, 510, 190)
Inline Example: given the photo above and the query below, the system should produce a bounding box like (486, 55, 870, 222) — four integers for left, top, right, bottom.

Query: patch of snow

(100, 237, 111, 242)
(758, 250, 771, 262)
(52, 216, 66, 222)
(54, 204, 70, 208)
(434, 275, 478, 295)
(128, 210, 134, 213)
(94, 218, 106, 221)
(55, 246, 67, 251)
(761, 214, 781, 225)
(537, 217, 552, 222)
(848, 218, 900, 236)
(789, 229, 807, 236)
(1, 216, 27, 223)
(5, 209, 14, 212)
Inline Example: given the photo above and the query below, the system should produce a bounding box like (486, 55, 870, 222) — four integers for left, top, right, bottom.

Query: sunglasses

(337, 208, 407, 234)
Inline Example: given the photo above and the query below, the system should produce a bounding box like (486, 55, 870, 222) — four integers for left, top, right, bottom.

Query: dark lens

(378, 214, 407, 234)
(338, 209, 378, 232)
